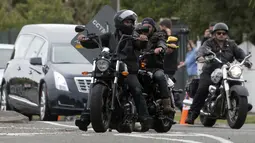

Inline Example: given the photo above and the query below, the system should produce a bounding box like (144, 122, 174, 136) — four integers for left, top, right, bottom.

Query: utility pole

(111, 0, 120, 11)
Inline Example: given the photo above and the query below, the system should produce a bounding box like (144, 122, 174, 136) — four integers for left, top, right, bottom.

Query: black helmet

(114, 10, 138, 35)
(212, 22, 229, 34)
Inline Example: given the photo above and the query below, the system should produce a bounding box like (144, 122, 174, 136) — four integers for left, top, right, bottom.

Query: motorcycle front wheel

(154, 112, 174, 133)
(227, 93, 248, 129)
(90, 83, 111, 133)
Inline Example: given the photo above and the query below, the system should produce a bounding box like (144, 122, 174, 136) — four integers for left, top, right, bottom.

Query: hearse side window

(37, 41, 49, 65)
(25, 36, 45, 59)
(14, 34, 35, 59)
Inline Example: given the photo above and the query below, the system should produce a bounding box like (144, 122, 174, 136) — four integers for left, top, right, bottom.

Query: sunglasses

(216, 32, 226, 36)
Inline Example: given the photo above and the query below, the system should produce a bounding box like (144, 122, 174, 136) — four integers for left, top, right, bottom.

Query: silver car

(0, 44, 14, 85)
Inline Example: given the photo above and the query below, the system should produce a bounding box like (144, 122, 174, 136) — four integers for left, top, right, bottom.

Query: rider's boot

(75, 111, 90, 131)
(162, 97, 175, 114)
(185, 110, 199, 125)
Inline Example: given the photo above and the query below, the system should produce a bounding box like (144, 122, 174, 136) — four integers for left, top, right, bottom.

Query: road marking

(40, 121, 117, 132)
(0, 127, 63, 130)
(114, 134, 202, 143)
(115, 132, 234, 143)
(195, 133, 233, 143)
(0, 132, 74, 136)
(41, 121, 78, 128)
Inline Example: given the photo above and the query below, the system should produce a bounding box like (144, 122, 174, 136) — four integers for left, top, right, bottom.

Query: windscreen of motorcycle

(210, 68, 223, 84)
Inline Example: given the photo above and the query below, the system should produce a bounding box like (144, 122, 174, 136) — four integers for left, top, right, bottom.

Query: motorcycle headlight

(229, 65, 242, 78)
(96, 59, 110, 72)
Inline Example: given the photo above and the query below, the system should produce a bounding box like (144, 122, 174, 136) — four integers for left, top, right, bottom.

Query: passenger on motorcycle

(76, 10, 152, 130)
(137, 17, 176, 113)
(185, 22, 253, 124)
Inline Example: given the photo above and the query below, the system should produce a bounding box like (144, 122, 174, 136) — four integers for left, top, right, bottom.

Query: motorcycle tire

(90, 83, 111, 133)
(154, 112, 174, 133)
(227, 94, 248, 129)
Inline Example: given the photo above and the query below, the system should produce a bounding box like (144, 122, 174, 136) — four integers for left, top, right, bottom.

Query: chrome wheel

(0, 89, 7, 111)
(40, 90, 46, 120)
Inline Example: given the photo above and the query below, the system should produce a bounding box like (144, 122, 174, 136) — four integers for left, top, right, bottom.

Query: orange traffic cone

(179, 92, 193, 125)
(57, 116, 61, 121)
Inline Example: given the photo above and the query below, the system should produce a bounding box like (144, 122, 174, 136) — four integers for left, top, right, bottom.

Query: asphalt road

(0, 121, 254, 143)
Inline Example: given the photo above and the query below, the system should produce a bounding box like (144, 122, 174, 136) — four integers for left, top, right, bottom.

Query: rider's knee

(154, 70, 165, 81)
(134, 87, 143, 96)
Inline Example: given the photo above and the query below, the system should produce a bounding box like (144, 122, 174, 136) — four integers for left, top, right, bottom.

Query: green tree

(121, 0, 181, 21)
(0, 0, 27, 30)
(0, 0, 73, 30)
(67, 0, 110, 24)
(16, 0, 73, 24)
(121, 0, 255, 44)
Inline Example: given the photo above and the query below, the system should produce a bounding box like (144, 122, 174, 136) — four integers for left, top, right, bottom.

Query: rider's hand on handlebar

(137, 34, 148, 41)
(244, 61, 253, 69)
(77, 34, 87, 42)
(154, 47, 163, 54)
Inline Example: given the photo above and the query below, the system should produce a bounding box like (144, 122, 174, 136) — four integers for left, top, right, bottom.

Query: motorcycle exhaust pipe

(200, 110, 211, 116)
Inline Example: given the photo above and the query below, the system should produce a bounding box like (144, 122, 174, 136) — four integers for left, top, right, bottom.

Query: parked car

(0, 44, 14, 93)
(0, 24, 93, 121)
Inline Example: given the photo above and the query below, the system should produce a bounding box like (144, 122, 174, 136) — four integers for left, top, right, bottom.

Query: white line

(41, 121, 117, 132)
(116, 132, 234, 143)
(196, 133, 234, 143)
(41, 121, 78, 128)
(0, 132, 73, 136)
(114, 134, 202, 143)
(125, 133, 201, 137)
(0, 127, 63, 130)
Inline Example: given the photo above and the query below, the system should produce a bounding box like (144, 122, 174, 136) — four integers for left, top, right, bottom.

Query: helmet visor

(119, 10, 137, 22)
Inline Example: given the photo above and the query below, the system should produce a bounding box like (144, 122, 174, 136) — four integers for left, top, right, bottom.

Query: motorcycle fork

(111, 60, 120, 111)
(86, 60, 96, 111)
(169, 88, 176, 108)
(222, 66, 232, 110)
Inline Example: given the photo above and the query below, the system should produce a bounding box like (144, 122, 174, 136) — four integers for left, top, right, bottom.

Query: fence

(0, 29, 20, 44)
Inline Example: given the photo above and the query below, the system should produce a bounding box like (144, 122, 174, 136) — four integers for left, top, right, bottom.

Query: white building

(239, 41, 255, 113)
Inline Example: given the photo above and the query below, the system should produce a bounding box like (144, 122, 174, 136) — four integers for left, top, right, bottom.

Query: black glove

(244, 60, 252, 69)
(87, 33, 97, 39)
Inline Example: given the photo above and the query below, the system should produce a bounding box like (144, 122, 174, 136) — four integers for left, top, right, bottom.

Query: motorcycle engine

(148, 102, 157, 115)
(211, 68, 223, 84)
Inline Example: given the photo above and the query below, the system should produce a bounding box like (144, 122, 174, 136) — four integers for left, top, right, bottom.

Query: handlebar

(140, 50, 155, 55)
(240, 54, 252, 66)
(205, 49, 252, 67)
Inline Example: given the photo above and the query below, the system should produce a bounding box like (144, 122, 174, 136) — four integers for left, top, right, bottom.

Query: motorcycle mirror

(135, 25, 150, 34)
(75, 25, 86, 33)
(205, 55, 214, 61)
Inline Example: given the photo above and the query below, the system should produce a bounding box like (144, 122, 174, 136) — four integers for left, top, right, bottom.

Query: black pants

(125, 74, 150, 118)
(153, 69, 170, 99)
(164, 72, 183, 110)
(189, 71, 212, 115)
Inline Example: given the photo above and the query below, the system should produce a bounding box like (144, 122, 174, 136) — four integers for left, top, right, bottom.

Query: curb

(0, 111, 29, 123)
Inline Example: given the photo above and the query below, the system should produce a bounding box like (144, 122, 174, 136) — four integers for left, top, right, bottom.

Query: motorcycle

(200, 49, 251, 129)
(74, 25, 138, 133)
(137, 50, 176, 132)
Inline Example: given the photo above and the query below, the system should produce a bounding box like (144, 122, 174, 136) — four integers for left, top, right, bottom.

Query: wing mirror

(30, 57, 42, 65)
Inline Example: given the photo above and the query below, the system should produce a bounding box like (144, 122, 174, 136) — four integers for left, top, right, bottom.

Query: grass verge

(174, 112, 255, 124)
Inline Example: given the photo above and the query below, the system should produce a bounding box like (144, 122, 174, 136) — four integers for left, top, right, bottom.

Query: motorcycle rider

(158, 19, 183, 111)
(185, 22, 253, 124)
(201, 22, 217, 45)
(75, 10, 152, 131)
(159, 19, 179, 80)
(138, 17, 175, 113)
